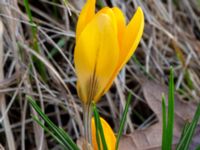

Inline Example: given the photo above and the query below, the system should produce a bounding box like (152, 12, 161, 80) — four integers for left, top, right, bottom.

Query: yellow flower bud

(91, 117, 116, 150)
(74, 0, 144, 104)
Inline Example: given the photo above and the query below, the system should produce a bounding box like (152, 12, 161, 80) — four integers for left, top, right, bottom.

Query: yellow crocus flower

(91, 117, 116, 150)
(74, 0, 144, 104)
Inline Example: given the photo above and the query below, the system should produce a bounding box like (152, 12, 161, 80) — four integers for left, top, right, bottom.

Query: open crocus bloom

(74, 0, 144, 104)
(91, 117, 116, 150)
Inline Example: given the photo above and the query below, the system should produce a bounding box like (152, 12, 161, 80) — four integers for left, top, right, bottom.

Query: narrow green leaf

(183, 104, 200, 150)
(185, 104, 200, 147)
(32, 116, 68, 150)
(23, 0, 35, 33)
(28, 97, 73, 149)
(27, 96, 79, 150)
(179, 122, 190, 141)
(23, 0, 47, 81)
(195, 145, 200, 150)
(161, 94, 167, 150)
(177, 104, 200, 150)
(115, 93, 132, 150)
(94, 111, 102, 150)
(165, 67, 175, 150)
(161, 67, 175, 150)
(93, 103, 108, 150)
(48, 38, 65, 59)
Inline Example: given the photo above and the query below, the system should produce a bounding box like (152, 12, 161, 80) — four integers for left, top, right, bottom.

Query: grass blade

(27, 96, 79, 150)
(23, 0, 47, 81)
(115, 93, 132, 150)
(179, 122, 190, 141)
(161, 94, 167, 150)
(94, 111, 102, 150)
(177, 104, 200, 150)
(48, 38, 65, 59)
(165, 67, 175, 149)
(93, 103, 108, 150)
(195, 145, 200, 150)
(32, 116, 68, 150)
(161, 67, 174, 150)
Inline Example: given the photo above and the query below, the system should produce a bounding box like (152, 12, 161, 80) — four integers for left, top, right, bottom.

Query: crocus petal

(97, 7, 117, 33)
(120, 7, 144, 69)
(103, 7, 144, 94)
(112, 7, 126, 48)
(91, 117, 116, 150)
(74, 13, 119, 103)
(76, 0, 96, 42)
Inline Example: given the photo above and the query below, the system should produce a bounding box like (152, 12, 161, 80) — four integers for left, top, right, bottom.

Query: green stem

(83, 103, 93, 149)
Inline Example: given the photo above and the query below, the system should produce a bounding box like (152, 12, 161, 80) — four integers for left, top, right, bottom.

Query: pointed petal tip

(136, 7, 144, 25)
(137, 6, 142, 12)
(76, 0, 96, 41)
(136, 7, 144, 18)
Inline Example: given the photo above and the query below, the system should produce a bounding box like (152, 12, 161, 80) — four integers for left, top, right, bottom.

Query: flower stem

(83, 103, 93, 149)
